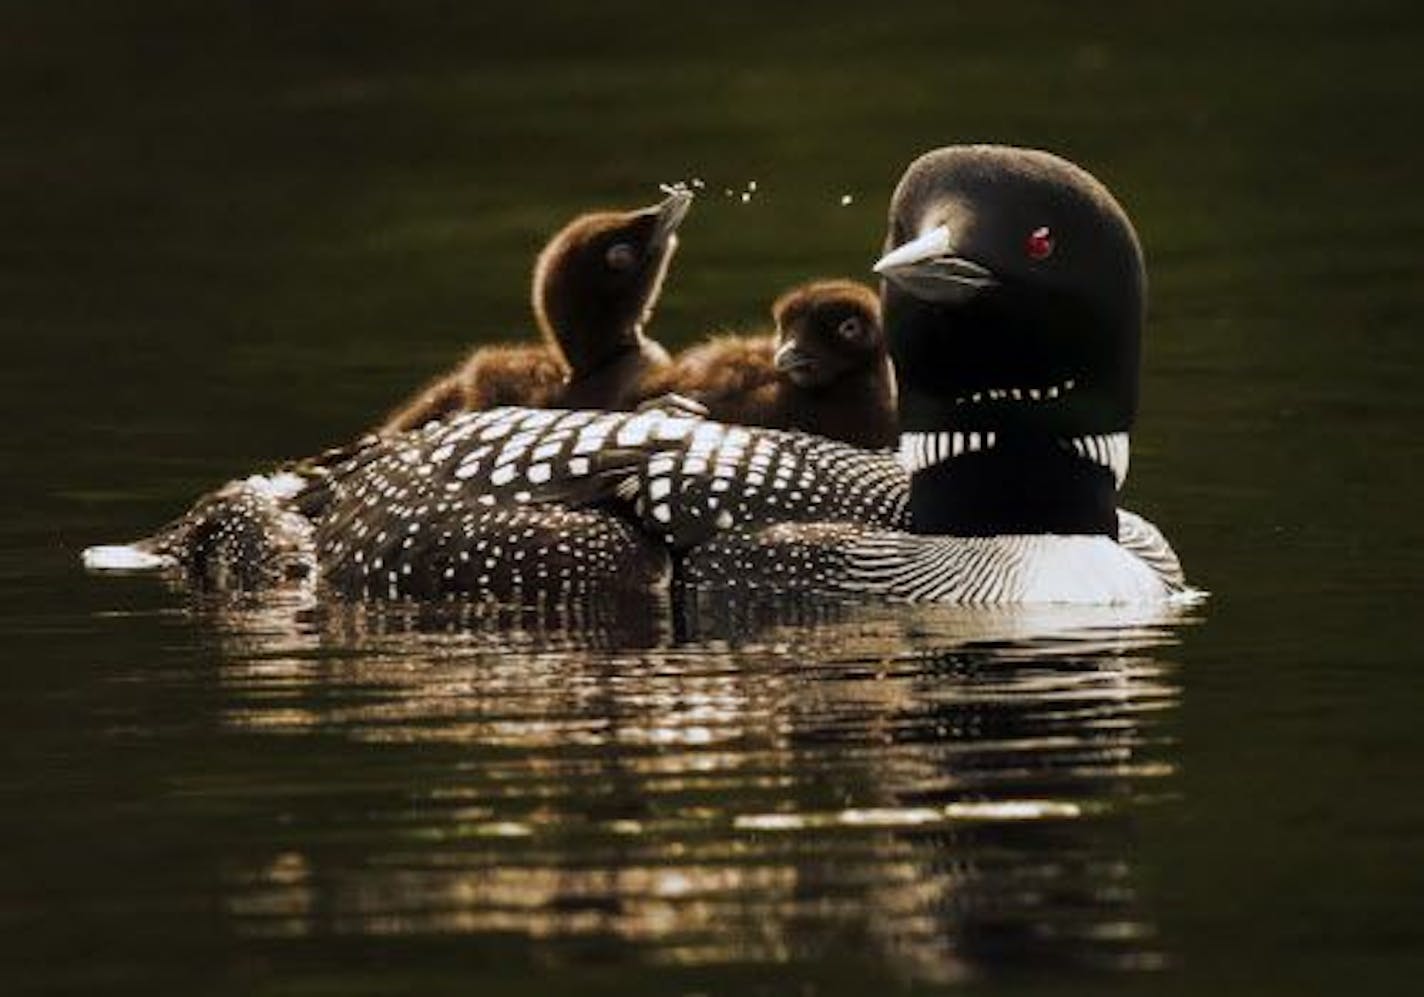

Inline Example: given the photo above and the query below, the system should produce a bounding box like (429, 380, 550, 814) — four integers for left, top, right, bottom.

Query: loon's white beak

(873, 225, 951, 273)
(873, 224, 997, 303)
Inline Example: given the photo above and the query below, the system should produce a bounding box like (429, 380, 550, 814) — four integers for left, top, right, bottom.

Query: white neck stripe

(897, 431, 1131, 489)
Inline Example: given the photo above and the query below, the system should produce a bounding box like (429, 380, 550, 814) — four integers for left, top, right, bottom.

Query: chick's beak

(773, 340, 820, 384)
(647, 189, 694, 250)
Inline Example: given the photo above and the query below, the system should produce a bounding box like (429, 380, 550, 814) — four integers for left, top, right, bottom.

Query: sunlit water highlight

(166, 594, 1194, 984)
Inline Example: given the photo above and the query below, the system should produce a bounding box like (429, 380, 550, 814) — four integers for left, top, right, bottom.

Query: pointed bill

(873, 225, 997, 303)
(873, 225, 952, 274)
(649, 189, 694, 247)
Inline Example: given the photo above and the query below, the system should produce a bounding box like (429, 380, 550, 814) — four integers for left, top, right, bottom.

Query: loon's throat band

(898, 430, 1131, 489)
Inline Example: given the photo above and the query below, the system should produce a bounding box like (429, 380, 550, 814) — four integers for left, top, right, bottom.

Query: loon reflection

(192, 598, 1190, 983)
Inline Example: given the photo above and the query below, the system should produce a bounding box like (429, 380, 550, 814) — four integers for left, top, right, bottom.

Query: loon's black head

(532, 190, 692, 374)
(876, 145, 1143, 440)
(771, 279, 884, 389)
(876, 146, 1145, 536)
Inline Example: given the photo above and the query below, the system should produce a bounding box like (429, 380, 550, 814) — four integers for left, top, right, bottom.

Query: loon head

(771, 279, 885, 389)
(532, 190, 693, 375)
(875, 146, 1145, 535)
(876, 145, 1143, 441)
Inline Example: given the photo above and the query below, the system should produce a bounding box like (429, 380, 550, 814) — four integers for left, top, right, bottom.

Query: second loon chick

(378, 190, 691, 434)
(636, 280, 897, 449)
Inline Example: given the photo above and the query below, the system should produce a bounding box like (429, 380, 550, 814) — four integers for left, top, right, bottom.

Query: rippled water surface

(4, 2, 1423, 993)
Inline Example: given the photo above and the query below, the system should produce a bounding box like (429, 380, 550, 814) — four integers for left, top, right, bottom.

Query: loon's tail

(80, 432, 380, 586)
(81, 539, 176, 572)
(81, 469, 319, 589)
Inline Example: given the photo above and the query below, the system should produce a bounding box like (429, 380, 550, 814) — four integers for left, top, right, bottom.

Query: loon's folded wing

(306, 408, 671, 516)
(299, 408, 676, 597)
(315, 406, 909, 541)
(292, 406, 911, 598)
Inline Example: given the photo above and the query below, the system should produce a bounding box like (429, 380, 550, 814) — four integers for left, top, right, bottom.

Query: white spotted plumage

(298, 406, 1176, 602)
(89, 405, 1182, 603)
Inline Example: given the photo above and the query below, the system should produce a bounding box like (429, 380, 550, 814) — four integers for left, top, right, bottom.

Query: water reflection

(186, 594, 1191, 984)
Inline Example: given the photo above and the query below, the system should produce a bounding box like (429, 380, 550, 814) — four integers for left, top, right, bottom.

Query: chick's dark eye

(1025, 226, 1054, 261)
(836, 317, 863, 341)
(605, 243, 637, 271)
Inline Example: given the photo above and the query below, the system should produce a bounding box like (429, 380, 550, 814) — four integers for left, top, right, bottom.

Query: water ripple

(151, 594, 1201, 983)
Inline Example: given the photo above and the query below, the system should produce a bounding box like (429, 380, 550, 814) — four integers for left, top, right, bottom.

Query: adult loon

(84, 146, 1187, 604)
(635, 279, 897, 449)
(379, 190, 691, 434)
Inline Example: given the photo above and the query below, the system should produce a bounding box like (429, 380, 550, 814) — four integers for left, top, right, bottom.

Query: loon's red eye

(1026, 226, 1054, 261)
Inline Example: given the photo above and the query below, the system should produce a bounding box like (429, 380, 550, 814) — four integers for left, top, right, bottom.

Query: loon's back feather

(293, 406, 905, 596)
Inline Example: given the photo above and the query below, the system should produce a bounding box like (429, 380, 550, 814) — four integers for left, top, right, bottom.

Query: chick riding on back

(379, 190, 691, 433)
(637, 279, 896, 449)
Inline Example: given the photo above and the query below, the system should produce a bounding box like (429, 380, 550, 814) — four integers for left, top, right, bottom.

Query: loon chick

(636, 280, 897, 448)
(378, 190, 691, 434)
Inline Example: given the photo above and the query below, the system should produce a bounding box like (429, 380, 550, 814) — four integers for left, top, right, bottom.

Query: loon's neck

(903, 432, 1121, 537)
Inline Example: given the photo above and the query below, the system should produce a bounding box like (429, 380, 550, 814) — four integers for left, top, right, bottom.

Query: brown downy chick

(639, 279, 897, 448)
(378, 190, 691, 434)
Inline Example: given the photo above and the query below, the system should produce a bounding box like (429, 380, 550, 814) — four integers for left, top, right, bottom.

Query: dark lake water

(4, 1, 1423, 993)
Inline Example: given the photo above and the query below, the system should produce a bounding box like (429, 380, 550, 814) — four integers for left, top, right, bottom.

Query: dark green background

(3, 1, 1422, 993)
